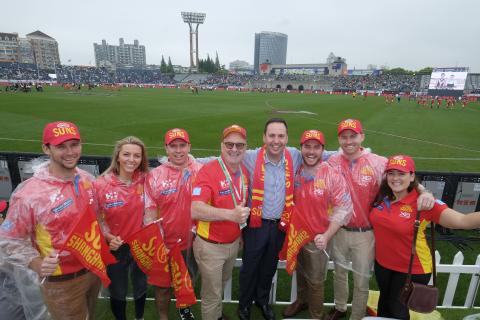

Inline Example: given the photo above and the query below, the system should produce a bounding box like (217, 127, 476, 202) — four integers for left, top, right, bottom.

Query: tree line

(160, 52, 226, 74)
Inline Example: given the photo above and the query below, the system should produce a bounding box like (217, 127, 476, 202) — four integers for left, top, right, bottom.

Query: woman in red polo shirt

(370, 155, 480, 320)
(94, 136, 149, 320)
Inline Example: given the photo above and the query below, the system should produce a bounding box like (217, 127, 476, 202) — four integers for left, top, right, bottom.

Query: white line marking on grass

(275, 110, 317, 115)
(2, 135, 475, 160)
(0, 137, 219, 152)
(366, 129, 480, 154)
(295, 115, 480, 154)
(265, 100, 317, 115)
(267, 99, 480, 153)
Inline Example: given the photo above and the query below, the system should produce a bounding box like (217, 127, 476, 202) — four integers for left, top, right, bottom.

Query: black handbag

(398, 210, 439, 313)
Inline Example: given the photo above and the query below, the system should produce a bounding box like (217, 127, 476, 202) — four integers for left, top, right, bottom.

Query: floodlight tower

(181, 11, 206, 71)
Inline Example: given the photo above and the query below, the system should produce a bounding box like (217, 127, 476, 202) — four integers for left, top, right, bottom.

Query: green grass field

(1, 86, 479, 319)
(1, 86, 479, 172)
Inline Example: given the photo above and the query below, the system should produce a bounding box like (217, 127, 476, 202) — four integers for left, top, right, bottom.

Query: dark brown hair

(372, 174, 419, 207)
(264, 118, 288, 134)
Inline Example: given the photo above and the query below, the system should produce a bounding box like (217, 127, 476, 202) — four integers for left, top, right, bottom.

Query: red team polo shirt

(294, 162, 352, 233)
(370, 189, 447, 274)
(144, 158, 203, 250)
(94, 171, 145, 241)
(191, 159, 249, 244)
(328, 150, 387, 228)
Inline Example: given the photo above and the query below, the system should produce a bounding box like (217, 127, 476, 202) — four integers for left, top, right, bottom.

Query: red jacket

(144, 157, 203, 250)
(94, 171, 146, 240)
(0, 162, 96, 275)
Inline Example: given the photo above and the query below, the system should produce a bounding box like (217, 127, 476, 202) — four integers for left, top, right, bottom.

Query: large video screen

(429, 71, 467, 91)
(428, 67, 468, 97)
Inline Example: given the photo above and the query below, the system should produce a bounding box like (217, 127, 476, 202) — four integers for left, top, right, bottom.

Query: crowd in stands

(332, 74, 420, 91)
(200, 74, 252, 86)
(268, 73, 331, 82)
(56, 65, 112, 84)
(56, 65, 176, 84)
(1, 62, 476, 94)
(0, 62, 50, 81)
(0, 62, 176, 85)
(199, 73, 333, 86)
(115, 68, 176, 84)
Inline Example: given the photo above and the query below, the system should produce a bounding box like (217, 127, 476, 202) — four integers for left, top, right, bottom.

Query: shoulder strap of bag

(406, 210, 421, 284)
(407, 210, 437, 286)
(430, 221, 437, 286)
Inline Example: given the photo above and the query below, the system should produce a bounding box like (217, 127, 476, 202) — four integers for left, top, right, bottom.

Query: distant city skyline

(2, 0, 479, 72)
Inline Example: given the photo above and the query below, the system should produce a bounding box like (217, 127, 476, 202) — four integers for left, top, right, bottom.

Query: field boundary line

(1, 137, 479, 161)
(267, 101, 480, 154)
(0, 137, 218, 152)
(296, 115, 480, 154)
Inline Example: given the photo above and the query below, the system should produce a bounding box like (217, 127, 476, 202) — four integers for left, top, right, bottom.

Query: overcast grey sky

(4, 0, 479, 71)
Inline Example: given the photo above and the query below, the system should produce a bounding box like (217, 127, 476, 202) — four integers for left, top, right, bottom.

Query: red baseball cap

(0, 200, 7, 212)
(43, 121, 81, 145)
(386, 155, 415, 173)
(223, 124, 247, 139)
(164, 128, 190, 145)
(337, 119, 363, 135)
(300, 130, 325, 145)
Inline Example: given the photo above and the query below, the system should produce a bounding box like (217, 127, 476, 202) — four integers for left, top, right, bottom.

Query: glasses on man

(223, 142, 246, 150)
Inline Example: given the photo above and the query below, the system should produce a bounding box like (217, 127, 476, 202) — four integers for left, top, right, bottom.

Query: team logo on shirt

(220, 180, 229, 189)
(105, 191, 118, 201)
(360, 166, 374, 176)
(49, 192, 64, 204)
(399, 211, 411, 218)
(313, 178, 326, 196)
(160, 179, 178, 195)
(219, 189, 232, 196)
(105, 201, 125, 209)
(399, 204, 413, 219)
(161, 179, 174, 188)
(160, 188, 178, 195)
(218, 179, 231, 196)
(192, 187, 201, 196)
(82, 180, 93, 191)
(51, 198, 74, 215)
(360, 165, 374, 184)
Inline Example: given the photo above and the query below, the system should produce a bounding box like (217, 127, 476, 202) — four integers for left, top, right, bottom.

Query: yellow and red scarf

(250, 146, 294, 231)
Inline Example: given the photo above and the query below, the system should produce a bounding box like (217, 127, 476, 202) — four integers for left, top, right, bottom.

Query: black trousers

(239, 220, 286, 307)
(374, 261, 431, 320)
(108, 244, 147, 320)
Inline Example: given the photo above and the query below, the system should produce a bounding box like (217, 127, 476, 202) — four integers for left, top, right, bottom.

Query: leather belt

(197, 234, 235, 245)
(342, 226, 373, 232)
(46, 268, 88, 282)
(262, 218, 280, 223)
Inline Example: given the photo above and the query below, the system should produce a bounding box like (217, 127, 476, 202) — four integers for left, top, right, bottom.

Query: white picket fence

(102, 251, 480, 309)
(222, 251, 480, 309)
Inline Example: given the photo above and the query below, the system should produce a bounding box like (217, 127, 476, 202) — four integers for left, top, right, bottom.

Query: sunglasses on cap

(223, 142, 246, 150)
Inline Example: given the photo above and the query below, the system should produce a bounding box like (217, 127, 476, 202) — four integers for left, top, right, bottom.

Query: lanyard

(218, 158, 246, 206)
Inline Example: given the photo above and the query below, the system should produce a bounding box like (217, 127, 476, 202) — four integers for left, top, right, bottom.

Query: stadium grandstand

(1, 61, 479, 94)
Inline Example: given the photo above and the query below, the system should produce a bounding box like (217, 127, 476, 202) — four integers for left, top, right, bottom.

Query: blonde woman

(94, 136, 149, 320)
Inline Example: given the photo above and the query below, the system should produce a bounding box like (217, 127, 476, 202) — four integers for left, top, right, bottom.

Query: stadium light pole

(181, 12, 206, 72)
